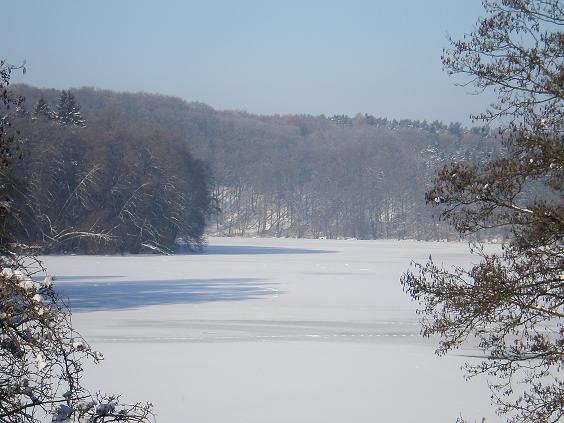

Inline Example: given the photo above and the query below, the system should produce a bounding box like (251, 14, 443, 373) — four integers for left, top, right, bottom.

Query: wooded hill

(13, 84, 497, 243)
(6, 87, 213, 253)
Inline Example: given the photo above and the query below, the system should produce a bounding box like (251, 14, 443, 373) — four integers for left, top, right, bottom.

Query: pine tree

(55, 90, 86, 127)
(31, 97, 53, 120)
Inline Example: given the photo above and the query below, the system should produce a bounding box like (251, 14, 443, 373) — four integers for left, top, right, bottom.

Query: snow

(35, 352, 47, 371)
(40, 237, 500, 422)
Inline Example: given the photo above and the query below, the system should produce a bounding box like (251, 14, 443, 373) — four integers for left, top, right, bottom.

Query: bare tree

(402, 1, 563, 421)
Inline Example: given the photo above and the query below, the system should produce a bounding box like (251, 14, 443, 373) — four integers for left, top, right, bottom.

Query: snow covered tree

(402, 1, 563, 422)
(55, 90, 85, 127)
(31, 97, 54, 120)
(0, 266, 154, 423)
(1, 60, 153, 423)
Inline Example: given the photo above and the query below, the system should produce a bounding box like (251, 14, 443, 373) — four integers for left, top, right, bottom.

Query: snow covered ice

(41, 237, 500, 422)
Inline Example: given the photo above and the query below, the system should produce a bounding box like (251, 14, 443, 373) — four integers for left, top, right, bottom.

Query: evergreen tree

(31, 97, 53, 120)
(55, 90, 86, 127)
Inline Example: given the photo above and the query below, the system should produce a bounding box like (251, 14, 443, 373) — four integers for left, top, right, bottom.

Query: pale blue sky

(4, 1, 494, 124)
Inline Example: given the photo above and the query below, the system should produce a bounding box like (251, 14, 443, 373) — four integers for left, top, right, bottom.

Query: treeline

(13, 84, 497, 241)
(203, 117, 495, 239)
(4, 90, 213, 253)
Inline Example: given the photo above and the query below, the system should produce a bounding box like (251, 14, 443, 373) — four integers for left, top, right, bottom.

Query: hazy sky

(4, 0, 495, 124)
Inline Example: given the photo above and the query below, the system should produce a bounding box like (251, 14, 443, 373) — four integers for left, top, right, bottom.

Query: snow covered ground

(41, 237, 500, 422)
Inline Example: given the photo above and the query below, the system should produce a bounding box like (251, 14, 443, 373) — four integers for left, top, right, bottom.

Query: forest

(4, 88, 213, 253)
(9, 84, 498, 251)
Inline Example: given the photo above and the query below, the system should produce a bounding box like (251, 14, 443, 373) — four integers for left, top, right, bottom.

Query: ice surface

(40, 238, 500, 422)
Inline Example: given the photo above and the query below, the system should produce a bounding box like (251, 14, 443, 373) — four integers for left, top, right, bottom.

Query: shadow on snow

(55, 278, 278, 311)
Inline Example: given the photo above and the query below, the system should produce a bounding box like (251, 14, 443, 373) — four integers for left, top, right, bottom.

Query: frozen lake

(41, 237, 499, 422)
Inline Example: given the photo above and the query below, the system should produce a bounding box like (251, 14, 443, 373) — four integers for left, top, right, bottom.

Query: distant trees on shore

(14, 84, 500, 242)
(4, 88, 214, 253)
(209, 120, 494, 240)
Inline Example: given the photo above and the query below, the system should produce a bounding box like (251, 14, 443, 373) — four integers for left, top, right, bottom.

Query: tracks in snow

(88, 319, 425, 344)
